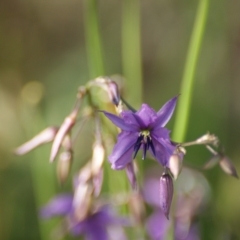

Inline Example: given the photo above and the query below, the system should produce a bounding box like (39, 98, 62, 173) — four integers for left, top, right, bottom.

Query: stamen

(142, 143, 147, 160)
(149, 138, 156, 156)
(133, 135, 143, 159)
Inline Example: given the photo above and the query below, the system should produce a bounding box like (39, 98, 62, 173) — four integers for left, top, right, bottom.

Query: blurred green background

(0, 0, 240, 239)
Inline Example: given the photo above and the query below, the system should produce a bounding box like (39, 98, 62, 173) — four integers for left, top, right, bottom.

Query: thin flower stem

(172, 0, 209, 143)
(83, 0, 105, 79)
(206, 145, 218, 155)
(120, 97, 137, 112)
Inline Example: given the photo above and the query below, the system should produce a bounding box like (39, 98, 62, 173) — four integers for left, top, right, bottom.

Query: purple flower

(40, 194, 127, 240)
(102, 97, 178, 170)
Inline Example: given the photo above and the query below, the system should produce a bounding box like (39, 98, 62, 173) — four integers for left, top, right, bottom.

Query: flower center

(141, 130, 150, 139)
(133, 129, 155, 160)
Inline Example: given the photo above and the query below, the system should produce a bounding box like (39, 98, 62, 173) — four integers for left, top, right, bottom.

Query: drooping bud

(73, 165, 93, 222)
(219, 156, 239, 179)
(93, 77, 120, 106)
(57, 150, 73, 185)
(159, 173, 174, 220)
(169, 154, 182, 180)
(91, 142, 105, 176)
(105, 80, 120, 106)
(73, 181, 93, 222)
(125, 162, 138, 190)
(14, 126, 59, 155)
(50, 113, 76, 162)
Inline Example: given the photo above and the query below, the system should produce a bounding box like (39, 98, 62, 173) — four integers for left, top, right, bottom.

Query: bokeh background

(0, 0, 240, 239)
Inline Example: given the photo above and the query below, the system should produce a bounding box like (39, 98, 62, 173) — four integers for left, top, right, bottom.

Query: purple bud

(106, 80, 120, 106)
(159, 173, 173, 220)
(92, 77, 120, 105)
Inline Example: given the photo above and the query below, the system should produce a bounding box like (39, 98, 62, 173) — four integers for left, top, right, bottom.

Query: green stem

(83, 0, 105, 78)
(170, 1, 209, 240)
(122, 0, 142, 107)
(172, 0, 209, 142)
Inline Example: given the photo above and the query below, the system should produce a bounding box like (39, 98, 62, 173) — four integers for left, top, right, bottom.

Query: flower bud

(94, 77, 120, 106)
(50, 114, 76, 162)
(57, 150, 73, 184)
(91, 142, 105, 176)
(73, 178, 93, 222)
(106, 80, 120, 106)
(219, 156, 238, 179)
(14, 126, 59, 155)
(159, 173, 173, 220)
(169, 154, 182, 180)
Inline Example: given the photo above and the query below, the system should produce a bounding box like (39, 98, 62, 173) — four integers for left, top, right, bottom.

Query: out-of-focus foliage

(1, 0, 240, 239)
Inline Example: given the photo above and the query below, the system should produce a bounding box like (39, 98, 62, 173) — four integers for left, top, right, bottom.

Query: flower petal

(121, 111, 143, 128)
(150, 136, 175, 166)
(136, 104, 158, 128)
(40, 194, 73, 218)
(109, 132, 138, 170)
(100, 111, 138, 132)
(152, 96, 178, 129)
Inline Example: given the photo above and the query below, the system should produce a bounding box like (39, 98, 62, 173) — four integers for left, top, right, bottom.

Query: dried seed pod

(159, 173, 173, 220)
